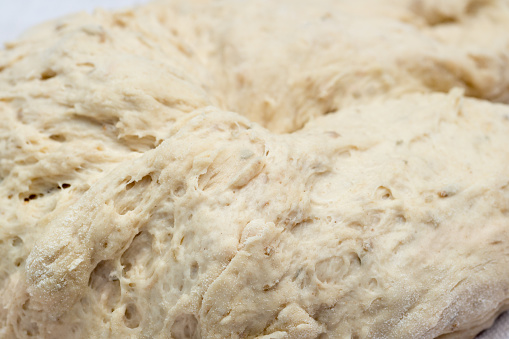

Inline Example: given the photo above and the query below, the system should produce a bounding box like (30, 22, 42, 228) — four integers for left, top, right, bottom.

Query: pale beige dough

(1, 0, 509, 338)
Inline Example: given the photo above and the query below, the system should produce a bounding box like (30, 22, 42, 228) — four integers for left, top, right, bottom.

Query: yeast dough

(1, 0, 509, 338)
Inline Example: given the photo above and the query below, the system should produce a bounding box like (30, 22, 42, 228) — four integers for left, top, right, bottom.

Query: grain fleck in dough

(1, 0, 509, 338)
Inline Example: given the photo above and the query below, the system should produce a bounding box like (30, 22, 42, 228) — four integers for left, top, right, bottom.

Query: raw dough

(0, 0, 509, 338)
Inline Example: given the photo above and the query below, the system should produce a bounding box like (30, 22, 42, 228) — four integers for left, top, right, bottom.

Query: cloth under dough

(0, 0, 509, 338)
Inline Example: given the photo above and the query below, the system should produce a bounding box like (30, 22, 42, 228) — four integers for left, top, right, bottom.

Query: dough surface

(1, 0, 509, 338)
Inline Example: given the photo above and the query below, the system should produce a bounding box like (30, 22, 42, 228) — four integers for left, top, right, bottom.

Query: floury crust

(0, 0, 509, 338)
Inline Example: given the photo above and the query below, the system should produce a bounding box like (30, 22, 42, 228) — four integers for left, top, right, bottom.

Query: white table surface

(0, 1, 507, 338)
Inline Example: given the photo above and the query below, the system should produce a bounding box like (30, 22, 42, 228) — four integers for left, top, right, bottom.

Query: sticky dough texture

(1, 0, 509, 338)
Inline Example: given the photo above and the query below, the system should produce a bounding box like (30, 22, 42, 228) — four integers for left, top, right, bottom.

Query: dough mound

(1, 0, 509, 338)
